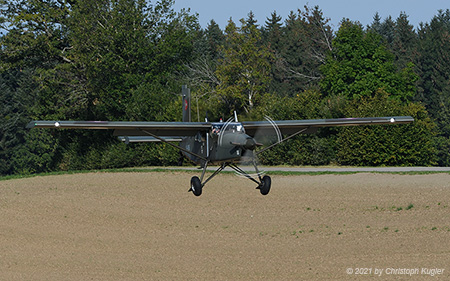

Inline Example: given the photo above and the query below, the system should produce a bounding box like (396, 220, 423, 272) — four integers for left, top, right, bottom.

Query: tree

(391, 13, 418, 70)
(336, 91, 435, 166)
(184, 19, 223, 91)
(369, 12, 418, 70)
(61, 0, 198, 120)
(0, 0, 73, 175)
(215, 19, 274, 116)
(0, 0, 72, 72)
(0, 69, 37, 174)
(368, 12, 383, 34)
(204, 20, 225, 60)
(0, 0, 200, 174)
(273, 6, 333, 95)
(320, 20, 417, 103)
(245, 11, 258, 28)
(263, 11, 283, 51)
(416, 10, 450, 165)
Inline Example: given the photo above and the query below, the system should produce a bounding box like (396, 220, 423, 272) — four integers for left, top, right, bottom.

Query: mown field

(1, 171, 449, 280)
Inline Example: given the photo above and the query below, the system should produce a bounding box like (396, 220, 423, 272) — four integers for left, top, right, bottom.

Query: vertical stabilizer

(182, 85, 191, 122)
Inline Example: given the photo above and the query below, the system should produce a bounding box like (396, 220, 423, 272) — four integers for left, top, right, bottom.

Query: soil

(1, 171, 449, 280)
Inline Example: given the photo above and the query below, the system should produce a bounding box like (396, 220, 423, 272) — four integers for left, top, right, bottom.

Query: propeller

(251, 116, 283, 149)
(218, 116, 235, 147)
(239, 116, 283, 178)
(230, 136, 262, 150)
(218, 114, 282, 158)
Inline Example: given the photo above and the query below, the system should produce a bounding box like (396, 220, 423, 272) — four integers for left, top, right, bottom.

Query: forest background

(1, 0, 449, 175)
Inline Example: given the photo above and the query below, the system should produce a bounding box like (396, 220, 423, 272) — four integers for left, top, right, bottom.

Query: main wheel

(190, 176, 203, 196)
(259, 175, 271, 195)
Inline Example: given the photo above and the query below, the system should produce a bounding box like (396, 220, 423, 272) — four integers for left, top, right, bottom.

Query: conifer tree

(416, 10, 450, 165)
(263, 11, 283, 51)
(275, 6, 332, 95)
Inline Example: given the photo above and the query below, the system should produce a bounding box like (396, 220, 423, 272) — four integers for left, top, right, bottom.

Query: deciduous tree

(320, 20, 417, 103)
(215, 19, 274, 115)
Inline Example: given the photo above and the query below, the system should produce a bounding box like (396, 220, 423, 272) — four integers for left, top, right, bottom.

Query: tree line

(0, 0, 448, 175)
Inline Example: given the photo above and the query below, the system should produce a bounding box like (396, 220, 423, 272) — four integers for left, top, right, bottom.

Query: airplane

(27, 86, 414, 196)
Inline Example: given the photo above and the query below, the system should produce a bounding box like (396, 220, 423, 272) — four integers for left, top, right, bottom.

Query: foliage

(0, 69, 36, 174)
(215, 18, 274, 116)
(320, 20, 417, 102)
(0, 0, 71, 71)
(257, 89, 337, 166)
(368, 12, 418, 70)
(270, 6, 333, 95)
(336, 92, 436, 166)
(259, 134, 336, 166)
(57, 138, 179, 171)
(413, 10, 450, 165)
(1, 4, 449, 176)
(12, 129, 60, 174)
(1, 0, 197, 175)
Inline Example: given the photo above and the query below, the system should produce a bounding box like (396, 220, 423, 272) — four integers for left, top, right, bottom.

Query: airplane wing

(242, 116, 414, 136)
(27, 120, 211, 137)
(28, 116, 414, 140)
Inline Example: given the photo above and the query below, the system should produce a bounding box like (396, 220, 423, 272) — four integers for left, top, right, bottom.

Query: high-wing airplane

(27, 86, 414, 196)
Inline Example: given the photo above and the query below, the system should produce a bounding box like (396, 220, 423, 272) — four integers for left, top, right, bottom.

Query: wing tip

(26, 121, 36, 129)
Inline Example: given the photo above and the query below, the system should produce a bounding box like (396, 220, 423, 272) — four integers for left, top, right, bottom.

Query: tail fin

(182, 85, 191, 122)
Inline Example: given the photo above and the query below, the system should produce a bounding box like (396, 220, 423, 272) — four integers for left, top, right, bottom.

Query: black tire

(259, 175, 271, 195)
(190, 176, 202, 196)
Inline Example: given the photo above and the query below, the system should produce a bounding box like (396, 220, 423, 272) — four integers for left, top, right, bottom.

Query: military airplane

(27, 86, 414, 196)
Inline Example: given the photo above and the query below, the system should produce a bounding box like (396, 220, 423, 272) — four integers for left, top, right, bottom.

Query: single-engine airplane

(28, 86, 414, 196)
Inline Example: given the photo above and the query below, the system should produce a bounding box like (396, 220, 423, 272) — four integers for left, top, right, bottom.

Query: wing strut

(138, 129, 208, 161)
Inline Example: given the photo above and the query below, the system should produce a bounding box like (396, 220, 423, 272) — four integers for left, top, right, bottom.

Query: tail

(182, 85, 191, 122)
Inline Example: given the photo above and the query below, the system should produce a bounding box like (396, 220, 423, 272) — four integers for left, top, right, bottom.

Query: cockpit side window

(211, 124, 223, 136)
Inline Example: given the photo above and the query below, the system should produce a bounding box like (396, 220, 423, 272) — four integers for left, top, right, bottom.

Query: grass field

(1, 171, 449, 280)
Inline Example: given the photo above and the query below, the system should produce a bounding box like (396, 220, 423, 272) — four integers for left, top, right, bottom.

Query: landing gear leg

(252, 160, 271, 195)
(189, 161, 226, 197)
(229, 162, 272, 196)
(189, 161, 271, 196)
(189, 160, 208, 196)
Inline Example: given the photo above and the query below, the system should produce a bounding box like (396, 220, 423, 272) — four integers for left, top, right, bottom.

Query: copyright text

(346, 267, 445, 277)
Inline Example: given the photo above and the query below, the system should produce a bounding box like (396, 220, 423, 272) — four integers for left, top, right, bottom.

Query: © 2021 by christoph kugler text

(347, 267, 445, 277)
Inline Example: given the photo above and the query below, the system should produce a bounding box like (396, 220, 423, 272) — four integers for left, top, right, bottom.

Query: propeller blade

(250, 116, 283, 147)
(218, 117, 235, 147)
(230, 137, 262, 150)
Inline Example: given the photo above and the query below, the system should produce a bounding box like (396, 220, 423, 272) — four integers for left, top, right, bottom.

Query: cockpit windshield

(211, 122, 245, 136)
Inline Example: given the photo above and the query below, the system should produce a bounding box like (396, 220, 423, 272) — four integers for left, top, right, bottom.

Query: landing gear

(190, 176, 202, 196)
(188, 160, 271, 196)
(258, 175, 271, 195)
